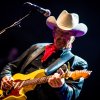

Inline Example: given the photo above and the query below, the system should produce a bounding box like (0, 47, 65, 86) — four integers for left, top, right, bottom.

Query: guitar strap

(45, 50, 74, 75)
(20, 45, 74, 75)
(20, 46, 45, 73)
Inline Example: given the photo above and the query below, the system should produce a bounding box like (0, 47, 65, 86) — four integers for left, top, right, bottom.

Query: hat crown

(57, 10, 79, 30)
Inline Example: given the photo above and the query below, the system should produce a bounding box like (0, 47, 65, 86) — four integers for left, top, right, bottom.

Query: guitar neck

(22, 72, 68, 87)
(22, 76, 50, 87)
(21, 70, 92, 87)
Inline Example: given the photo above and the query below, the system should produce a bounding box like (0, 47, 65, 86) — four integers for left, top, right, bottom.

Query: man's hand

(1, 76, 14, 90)
(48, 68, 65, 88)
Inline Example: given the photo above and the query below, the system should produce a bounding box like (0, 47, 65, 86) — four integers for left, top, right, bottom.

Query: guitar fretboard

(22, 76, 50, 87)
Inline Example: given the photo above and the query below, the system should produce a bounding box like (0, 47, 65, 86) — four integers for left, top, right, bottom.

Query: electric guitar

(0, 69, 92, 100)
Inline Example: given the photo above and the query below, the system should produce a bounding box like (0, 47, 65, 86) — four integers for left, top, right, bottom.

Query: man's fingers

(1, 76, 13, 90)
(14, 81, 24, 89)
(57, 68, 64, 75)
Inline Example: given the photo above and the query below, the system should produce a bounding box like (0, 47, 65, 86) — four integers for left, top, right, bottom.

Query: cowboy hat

(46, 10, 88, 37)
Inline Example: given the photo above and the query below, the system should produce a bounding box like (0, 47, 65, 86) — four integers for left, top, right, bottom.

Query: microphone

(24, 2, 51, 17)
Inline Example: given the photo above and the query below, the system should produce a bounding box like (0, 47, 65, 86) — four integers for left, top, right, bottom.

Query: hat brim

(46, 16, 57, 30)
(46, 16, 88, 37)
(71, 23, 88, 37)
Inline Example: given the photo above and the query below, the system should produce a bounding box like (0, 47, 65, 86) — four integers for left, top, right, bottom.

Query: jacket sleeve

(0, 44, 38, 79)
(52, 56, 88, 100)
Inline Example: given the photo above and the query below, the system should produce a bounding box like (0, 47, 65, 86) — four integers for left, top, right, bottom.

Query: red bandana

(41, 44, 57, 62)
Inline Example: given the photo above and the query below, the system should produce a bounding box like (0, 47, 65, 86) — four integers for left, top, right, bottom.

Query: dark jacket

(0, 43, 88, 100)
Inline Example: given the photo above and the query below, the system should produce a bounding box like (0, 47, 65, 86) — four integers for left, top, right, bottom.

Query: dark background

(0, 0, 99, 100)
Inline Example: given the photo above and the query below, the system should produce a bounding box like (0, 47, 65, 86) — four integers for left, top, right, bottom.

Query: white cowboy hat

(46, 10, 88, 37)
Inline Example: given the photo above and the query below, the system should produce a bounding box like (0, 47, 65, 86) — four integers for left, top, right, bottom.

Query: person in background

(0, 47, 19, 72)
(0, 10, 90, 100)
(7, 47, 19, 62)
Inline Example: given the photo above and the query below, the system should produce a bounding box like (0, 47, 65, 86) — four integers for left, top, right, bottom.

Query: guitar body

(0, 69, 46, 100)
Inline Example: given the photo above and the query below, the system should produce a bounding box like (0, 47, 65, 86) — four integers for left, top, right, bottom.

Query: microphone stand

(0, 12, 31, 35)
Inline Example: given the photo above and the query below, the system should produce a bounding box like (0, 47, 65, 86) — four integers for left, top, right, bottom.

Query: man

(0, 10, 89, 100)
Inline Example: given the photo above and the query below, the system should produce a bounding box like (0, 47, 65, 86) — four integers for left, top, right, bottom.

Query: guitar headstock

(63, 70, 92, 80)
